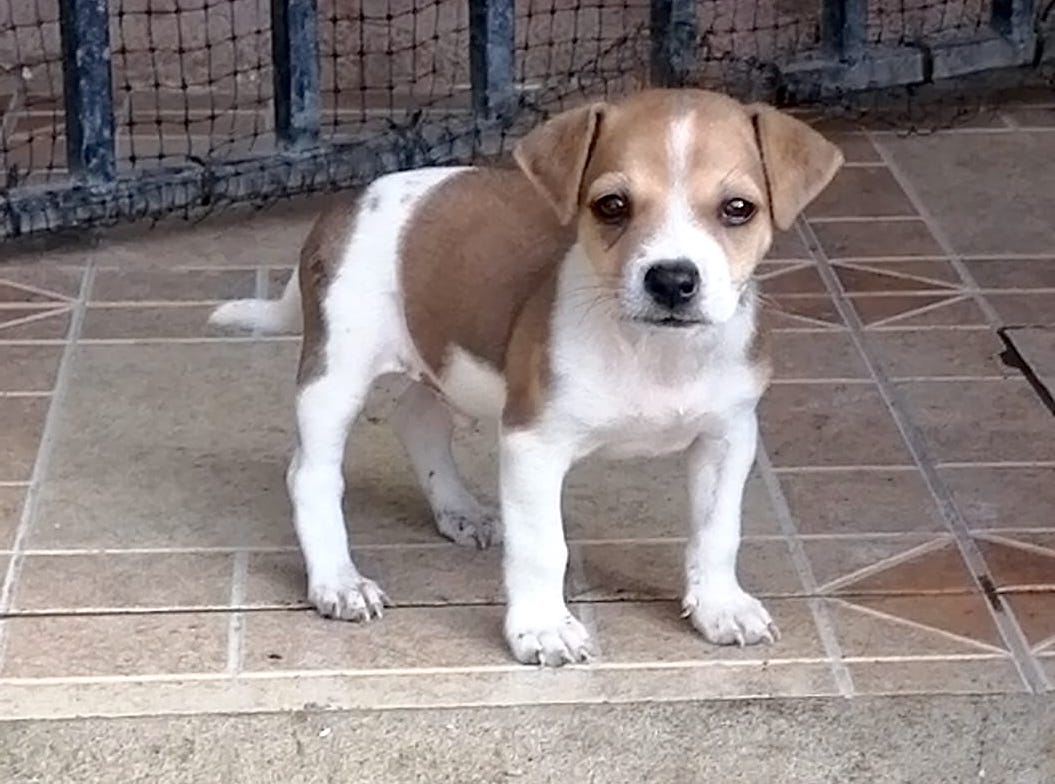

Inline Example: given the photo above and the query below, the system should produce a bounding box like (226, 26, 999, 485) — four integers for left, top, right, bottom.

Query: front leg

(683, 407, 779, 646)
(500, 428, 593, 667)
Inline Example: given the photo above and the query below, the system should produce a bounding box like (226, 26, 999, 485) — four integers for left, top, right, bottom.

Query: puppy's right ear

(513, 102, 606, 225)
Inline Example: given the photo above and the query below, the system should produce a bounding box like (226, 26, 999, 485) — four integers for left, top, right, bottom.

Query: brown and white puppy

(210, 89, 842, 667)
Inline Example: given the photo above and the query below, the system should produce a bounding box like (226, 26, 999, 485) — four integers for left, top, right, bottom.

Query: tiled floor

(2, 107, 1055, 721)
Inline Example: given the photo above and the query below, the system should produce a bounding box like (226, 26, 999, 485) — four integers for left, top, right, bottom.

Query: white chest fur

(433, 246, 765, 457)
(546, 251, 764, 459)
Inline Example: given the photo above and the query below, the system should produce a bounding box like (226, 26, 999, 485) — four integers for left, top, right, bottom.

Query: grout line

(225, 551, 249, 676)
(756, 443, 855, 697)
(773, 288, 1055, 297)
(796, 219, 1050, 693)
(938, 460, 1055, 469)
(771, 464, 919, 473)
(0, 391, 51, 398)
(0, 265, 93, 670)
(868, 133, 1002, 326)
(251, 267, 268, 341)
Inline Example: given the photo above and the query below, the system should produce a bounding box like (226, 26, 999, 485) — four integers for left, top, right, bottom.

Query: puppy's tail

(208, 272, 302, 334)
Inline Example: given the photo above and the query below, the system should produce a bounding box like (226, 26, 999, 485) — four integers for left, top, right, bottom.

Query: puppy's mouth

(631, 315, 707, 329)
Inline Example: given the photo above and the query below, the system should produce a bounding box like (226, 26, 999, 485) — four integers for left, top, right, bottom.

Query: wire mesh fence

(1, 0, 1053, 240)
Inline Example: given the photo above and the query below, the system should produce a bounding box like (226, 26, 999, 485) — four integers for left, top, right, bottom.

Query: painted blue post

(58, 0, 116, 184)
(469, 0, 515, 121)
(650, 0, 696, 87)
(820, 0, 868, 61)
(271, 0, 320, 149)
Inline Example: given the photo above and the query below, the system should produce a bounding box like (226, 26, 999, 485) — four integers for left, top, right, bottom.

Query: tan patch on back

(297, 195, 359, 384)
(400, 168, 574, 424)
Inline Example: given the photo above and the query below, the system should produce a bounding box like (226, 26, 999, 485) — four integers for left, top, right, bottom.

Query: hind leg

(393, 382, 500, 548)
(289, 359, 388, 621)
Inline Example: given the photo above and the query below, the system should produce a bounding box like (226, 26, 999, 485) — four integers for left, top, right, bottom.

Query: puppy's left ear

(513, 102, 606, 225)
(749, 104, 844, 231)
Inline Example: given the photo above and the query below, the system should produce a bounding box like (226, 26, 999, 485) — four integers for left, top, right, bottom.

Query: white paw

(309, 572, 389, 622)
(682, 585, 780, 646)
(435, 507, 501, 549)
(505, 608, 595, 667)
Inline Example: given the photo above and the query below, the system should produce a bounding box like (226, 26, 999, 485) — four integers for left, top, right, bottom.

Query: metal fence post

(58, 0, 116, 184)
(271, 0, 320, 149)
(650, 0, 696, 87)
(469, 0, 516, 122)
(820, 0, 868, 61)
(992, 0, 1034, 43)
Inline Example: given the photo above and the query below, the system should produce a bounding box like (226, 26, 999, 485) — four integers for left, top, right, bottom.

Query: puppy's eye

(720, 198, 756, 226)
(592, 193, 631, 224)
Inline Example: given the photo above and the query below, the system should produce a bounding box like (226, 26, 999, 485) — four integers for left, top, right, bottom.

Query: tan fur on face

(576, 91, 775, 293)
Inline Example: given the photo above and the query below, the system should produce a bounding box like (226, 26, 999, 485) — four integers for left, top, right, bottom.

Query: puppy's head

(514, 89, 843, 327)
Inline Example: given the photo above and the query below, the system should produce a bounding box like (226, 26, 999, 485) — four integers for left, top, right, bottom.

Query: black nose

(643, 260, 700, 308)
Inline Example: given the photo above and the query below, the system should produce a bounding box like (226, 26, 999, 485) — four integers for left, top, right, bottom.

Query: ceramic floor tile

(974, 536, 1055, 591)
(801, 535, 952, 591)
(1002, 593, 1055, 649)
(941, 467, 1055, 530)
(839, 259, 964, 287)
(29, 342, 302, 549)
(0, 345, 63, 392)
(897, 380, 1055, 463)
(865, 329, 1010, 378)
(0, 486, 26, 550)
(768, 331, 868, 379)
(963, 259, 1055, 289)
(90, 268, 257, 302)
(874, 297, 988, 328)
(563, 463, 780, 539)
(757, 263, 826, 295)
(1, 613, 229, 678)
(0, 307, 71, 340)
(0, 266, 83, 302)
(768, 229, 810, 259)
(853, 295, 986, 327)
(589, 599, 823, 663)
(13, 553, 234, 611)
(806, 167, 917, 218)
(985, 293, 1055, 326)
(848, 659, 1026, 695)
(243, 606, 510, 672)
(0, 397, 48, 482)
(779, 469, 945, 535)
(245, 547, 504, 608)
(760, 383, 910, 467)
(825, 596, 1005, 656)
(572, 540, 803, 602)
(80, 304, 247, 340)
(811, 220, 943, 259)
(834, 263, 958, 293)
(828, 133, 881, 163)
(881, 132, 1055, 255)
(826, 540, 975, 595)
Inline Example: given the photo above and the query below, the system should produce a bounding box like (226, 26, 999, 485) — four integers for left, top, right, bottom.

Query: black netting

(1, 0, 1053, 239)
